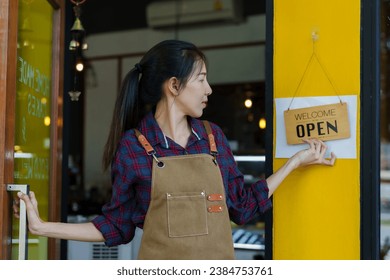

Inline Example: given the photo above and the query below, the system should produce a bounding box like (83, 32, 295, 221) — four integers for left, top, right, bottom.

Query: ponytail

(102, 66, 142, 171)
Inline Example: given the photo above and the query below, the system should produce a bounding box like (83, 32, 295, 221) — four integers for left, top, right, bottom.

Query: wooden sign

(284, 102, 350, 144)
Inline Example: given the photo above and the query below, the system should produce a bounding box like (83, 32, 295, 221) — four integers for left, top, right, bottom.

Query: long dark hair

(102, 40, 207, 170)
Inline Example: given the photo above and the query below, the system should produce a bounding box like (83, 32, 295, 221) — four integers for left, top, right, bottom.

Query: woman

(16, 39, 336, 259)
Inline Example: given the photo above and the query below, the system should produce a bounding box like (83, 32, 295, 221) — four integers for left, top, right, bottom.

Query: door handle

(7, 184, 30, 260)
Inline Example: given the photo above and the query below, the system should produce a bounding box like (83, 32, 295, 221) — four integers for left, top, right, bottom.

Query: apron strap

(134, 129, 155, 154)
(202, 121, 218, 155)
(203, 121, 218, 165)
(135, 129, 164, 166)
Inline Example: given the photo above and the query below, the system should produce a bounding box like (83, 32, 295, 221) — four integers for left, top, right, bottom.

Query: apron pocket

(166, 191, 208, 238)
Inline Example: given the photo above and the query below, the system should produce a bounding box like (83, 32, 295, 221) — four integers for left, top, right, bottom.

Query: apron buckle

(211, 152, 218, 166)
(149, 151, 165, 168)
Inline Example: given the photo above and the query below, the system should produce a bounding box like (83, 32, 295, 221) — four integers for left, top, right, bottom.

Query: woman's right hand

(14, 191, 105, 242)
(14, 191, 43, 235)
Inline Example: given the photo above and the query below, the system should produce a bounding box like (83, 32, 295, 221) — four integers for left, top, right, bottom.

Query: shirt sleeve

(91, 134, 138, 247)
(211, 123, 272, 225)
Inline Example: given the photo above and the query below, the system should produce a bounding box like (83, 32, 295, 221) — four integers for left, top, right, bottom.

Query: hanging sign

(283, 102, 350, 145)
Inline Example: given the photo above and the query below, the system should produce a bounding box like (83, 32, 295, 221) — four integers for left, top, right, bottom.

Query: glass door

(12, 0, 55, 259)
(0, 0, 64, 260)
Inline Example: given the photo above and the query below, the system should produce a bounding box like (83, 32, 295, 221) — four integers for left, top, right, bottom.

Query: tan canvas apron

(135, 122, 235, 260)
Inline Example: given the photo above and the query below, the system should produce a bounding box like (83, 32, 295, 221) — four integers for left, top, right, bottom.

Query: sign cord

(287, 33, 343, 110)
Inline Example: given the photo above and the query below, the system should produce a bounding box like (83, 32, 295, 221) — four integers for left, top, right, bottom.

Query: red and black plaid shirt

(92, 112, 271, 246)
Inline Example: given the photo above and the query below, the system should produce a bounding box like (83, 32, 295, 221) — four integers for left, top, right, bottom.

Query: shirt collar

(138, 111, 207, 149)
(188, 116, 208, 142)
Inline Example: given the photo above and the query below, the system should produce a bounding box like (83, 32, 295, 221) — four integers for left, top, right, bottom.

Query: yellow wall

(273, 0, 360, 259)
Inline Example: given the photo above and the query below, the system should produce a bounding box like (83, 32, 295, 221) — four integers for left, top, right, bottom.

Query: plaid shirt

(92, 112, 272, 246)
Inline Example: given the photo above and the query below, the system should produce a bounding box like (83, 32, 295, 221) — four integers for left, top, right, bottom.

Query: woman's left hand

(266, 138, 336, 197)
(291, 138, 336, 168)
